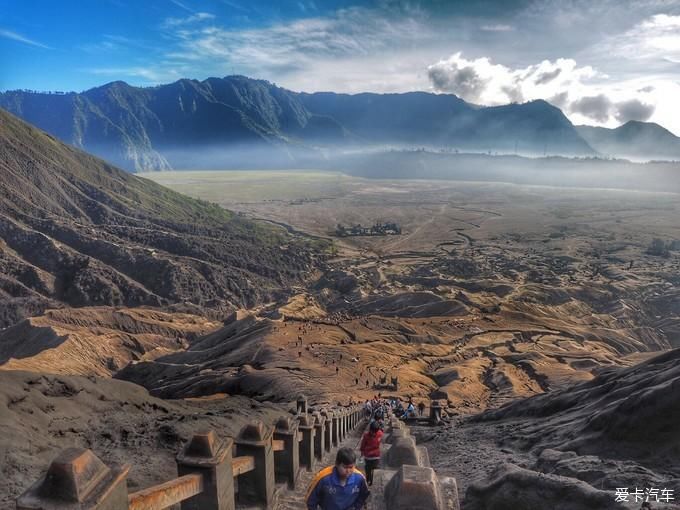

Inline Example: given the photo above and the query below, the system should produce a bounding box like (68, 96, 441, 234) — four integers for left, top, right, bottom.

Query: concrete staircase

(276, 419, 367, 509)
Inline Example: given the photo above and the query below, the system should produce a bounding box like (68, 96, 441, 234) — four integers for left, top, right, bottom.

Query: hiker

(360, 420, 383, 486)
(405, 400, 416, 418)
(306, 447, 370, 510)
(418, 401, 426, 416)
(371, 407, 385, 431)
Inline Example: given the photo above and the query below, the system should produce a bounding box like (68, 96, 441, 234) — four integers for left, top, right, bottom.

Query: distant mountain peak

(577, 118, 680, 161)
(616, 119, 671, 135)
(89, 80, 133, 92)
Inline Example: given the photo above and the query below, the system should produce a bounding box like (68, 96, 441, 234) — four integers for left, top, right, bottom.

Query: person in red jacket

(359, 420, 383, 486)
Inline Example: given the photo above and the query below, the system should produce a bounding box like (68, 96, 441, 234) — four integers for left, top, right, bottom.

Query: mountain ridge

(2, 76, 598, 171)
(577, 120, 680, 161)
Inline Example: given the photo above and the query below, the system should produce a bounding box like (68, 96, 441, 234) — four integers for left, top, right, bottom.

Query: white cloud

(426, 52, 663, 128)
(615, 98, 655, 123)
(163, 12, 215, 28)
(169, 0, 193, 13)
(169, 8, 426, 63)
(87, 66, 184, 83)
(0, 28, 51, 49)
(613, 14, 680, 61)
(590, 13, 680, 80)
(570, 94, 613, 123)
(158, 5, 433, 91)
(427, 53, 598, 105)
(480, 24, 514, 32)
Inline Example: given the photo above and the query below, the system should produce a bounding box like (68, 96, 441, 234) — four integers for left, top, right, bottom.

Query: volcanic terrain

(2, 109, 680, 508)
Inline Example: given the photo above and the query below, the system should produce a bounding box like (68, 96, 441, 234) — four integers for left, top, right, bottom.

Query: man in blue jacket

(306, 447, 370, 510)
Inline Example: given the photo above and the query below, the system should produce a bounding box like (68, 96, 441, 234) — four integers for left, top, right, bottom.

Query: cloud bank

(427, 53, 655, 125)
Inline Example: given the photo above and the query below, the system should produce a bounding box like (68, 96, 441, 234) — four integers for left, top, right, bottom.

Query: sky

(1, 0, 680, 134)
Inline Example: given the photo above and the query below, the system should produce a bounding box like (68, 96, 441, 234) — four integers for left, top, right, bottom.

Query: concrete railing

(370, 410, 461, 510)
(15, 396, 365, 510)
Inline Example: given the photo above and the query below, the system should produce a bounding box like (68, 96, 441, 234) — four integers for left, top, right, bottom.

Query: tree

(646, 238, 670, 257)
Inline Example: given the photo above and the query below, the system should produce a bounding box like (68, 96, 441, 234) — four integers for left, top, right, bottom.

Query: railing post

(235, 422, 275, 507)
(331, 411, 340, 447)
(312, 412, 326, 460)
(274, 416, 300, 490)
(385, 427, 408, 445)
(430, 400, 442, 425)
(297, 414, 315, 472)
(16, 448, 129, 510)
(336, 411, 343, 442)
(340, 411, 346, 440)
(321, 410, 333, 452)
(176, 430, 234, 510)
(384, 465, 448, 510)
(382, 436, 430, 469)
(297, 395, 308, 415)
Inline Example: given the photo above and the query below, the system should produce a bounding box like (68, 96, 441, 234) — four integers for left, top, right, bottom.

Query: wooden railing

(128, 474, 202, 510)
(15, 396, 365, 510)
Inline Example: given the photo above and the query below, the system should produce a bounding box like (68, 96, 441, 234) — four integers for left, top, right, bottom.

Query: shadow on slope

(463, 348, 680, 509)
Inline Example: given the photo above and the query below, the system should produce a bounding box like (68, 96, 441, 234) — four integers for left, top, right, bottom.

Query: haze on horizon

(1, 0, 680, 135)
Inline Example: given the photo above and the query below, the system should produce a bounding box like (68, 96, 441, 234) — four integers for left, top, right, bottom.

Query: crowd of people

(363, 395, 426, 421)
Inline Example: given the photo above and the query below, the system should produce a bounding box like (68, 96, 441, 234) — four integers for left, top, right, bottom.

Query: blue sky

(2, 0, 680, 134)
(0, 0, 360, 91)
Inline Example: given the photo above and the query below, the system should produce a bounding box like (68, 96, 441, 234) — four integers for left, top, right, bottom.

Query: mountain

(1, 77, 595, 171)
(0, 107, 322, 328)
(0, 85, 170, 171)
(473, 100, 593, 155)
(297, 90, 473, 142)
(300, 93, 592, 155)
(0, 77, 346, 171)
(577, 120, 680, 161)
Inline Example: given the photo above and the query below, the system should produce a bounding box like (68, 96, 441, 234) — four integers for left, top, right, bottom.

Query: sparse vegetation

(646, 238, 672, 257)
